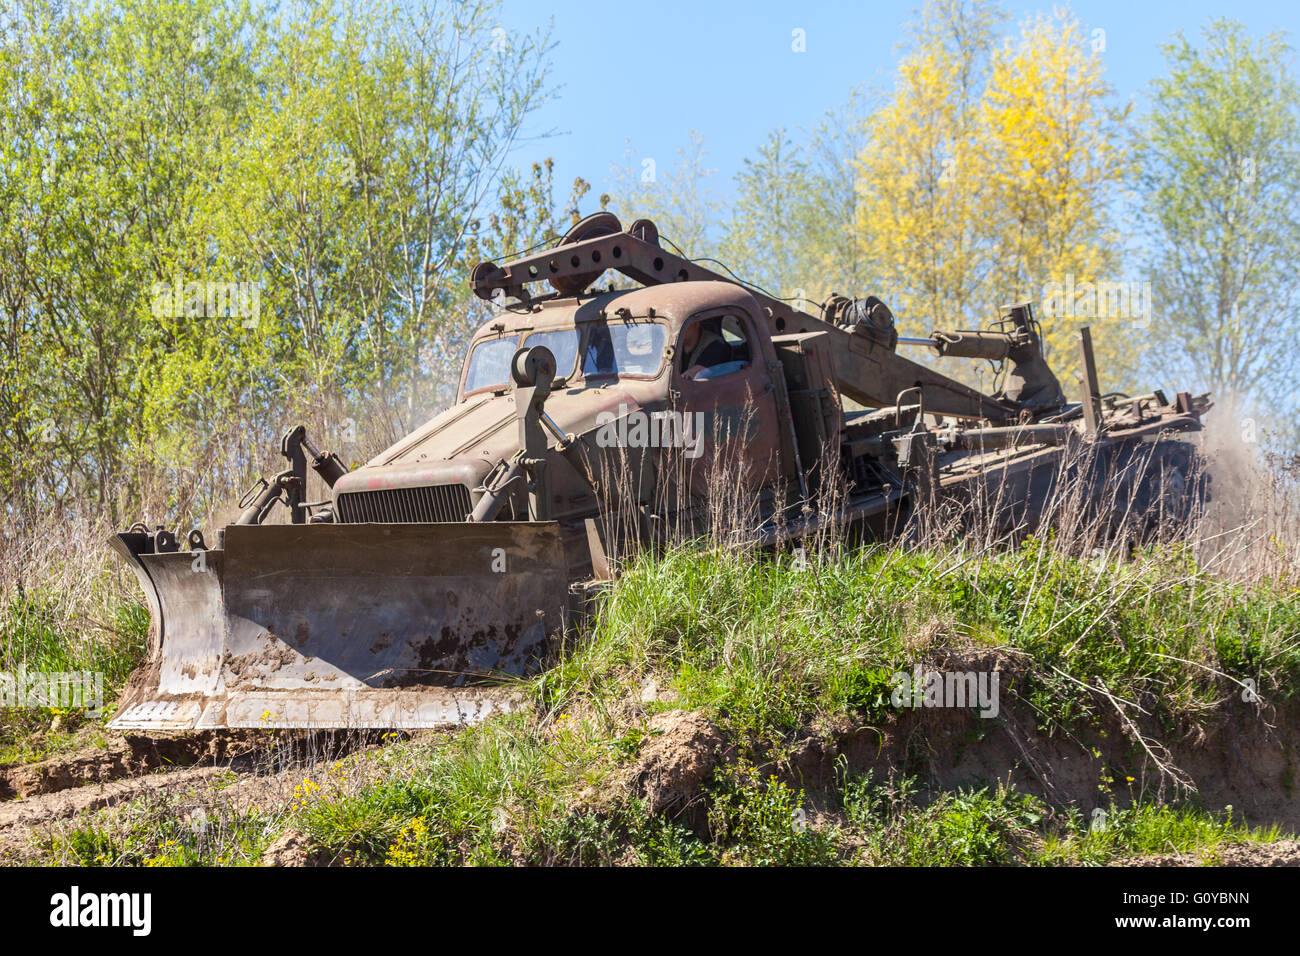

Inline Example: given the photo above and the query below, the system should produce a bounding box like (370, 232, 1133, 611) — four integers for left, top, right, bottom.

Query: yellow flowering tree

(854, 0, 1003, 333)
(855, 1, 1139, 393)
(979, 10, 1135, 387)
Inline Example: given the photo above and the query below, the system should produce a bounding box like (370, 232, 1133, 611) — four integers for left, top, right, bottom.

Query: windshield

(463, 336, 518, 393)
(521, 328, 580, 380)
(464, 321, 665, 396)
(582, 322, 665, 378)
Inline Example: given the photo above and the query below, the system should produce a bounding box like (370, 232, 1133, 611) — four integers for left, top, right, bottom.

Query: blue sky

(497, 0, 1300, 206)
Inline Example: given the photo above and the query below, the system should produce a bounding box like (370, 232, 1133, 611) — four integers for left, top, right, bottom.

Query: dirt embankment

(627, 653, 1300, 837)
(0, 732, 266, 802)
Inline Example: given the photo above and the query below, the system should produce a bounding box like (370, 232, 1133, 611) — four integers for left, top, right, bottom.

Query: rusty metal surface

(334, 280, 791, 524)
(109, 522, 568, 731)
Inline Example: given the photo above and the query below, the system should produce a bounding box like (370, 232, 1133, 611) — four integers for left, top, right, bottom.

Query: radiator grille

(334, 484, 473, 523)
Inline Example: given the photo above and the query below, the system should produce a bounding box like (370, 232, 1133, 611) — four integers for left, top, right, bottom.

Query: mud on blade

(109, 522, 571, 730)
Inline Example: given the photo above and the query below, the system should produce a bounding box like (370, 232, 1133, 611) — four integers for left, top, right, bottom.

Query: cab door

(671, 306, 786, 500)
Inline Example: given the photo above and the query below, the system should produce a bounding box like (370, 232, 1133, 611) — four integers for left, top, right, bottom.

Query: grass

(542, 538, 1300, 742)
(249, 537, 1298, 867)
(276, 719, 1287, 867)
(40, 738, 1280, 868)
(0, 589, 146, 681)
(48, 795, 282, 867)
(292, 727, 837, 866)
(5, 525, 1299, 865)
(0, 588, 148, 764)
(1035, 802, 1284, 866)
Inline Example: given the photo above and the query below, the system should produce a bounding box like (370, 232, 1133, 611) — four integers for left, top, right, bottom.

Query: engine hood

(332, 382, 663, 495)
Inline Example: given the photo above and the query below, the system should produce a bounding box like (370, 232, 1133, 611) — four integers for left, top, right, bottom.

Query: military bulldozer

(109, 213, 1209, 730)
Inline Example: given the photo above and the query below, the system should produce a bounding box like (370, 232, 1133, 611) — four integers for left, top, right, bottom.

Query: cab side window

(679, 313, 751, 380)
(719, 314, 751, 365)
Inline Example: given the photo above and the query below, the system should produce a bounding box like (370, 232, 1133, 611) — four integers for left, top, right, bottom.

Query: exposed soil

(776, 651, 1300, 831)
(609, 651, 1300, 860)
(260, 828, 322, 867)
(0, 764, 233, 840)
(0, 731, 268, 801)
(0, 729, 418, 863)
(632, 709, 728, 815)
(1119, 840, 1300, 867)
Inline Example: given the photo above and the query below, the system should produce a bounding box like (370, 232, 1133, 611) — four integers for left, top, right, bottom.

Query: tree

(1136, 19, 1300, 423)
(853, 1, 1134, 393)
(718, 90, 872, 308)
(979, 8, 1134, 387)
(853, 0, 1004, 338)
(0, 0, 261, 518)
(606, 130, 720, 257)
(0, 0, 560, 523)
(199, 0, 555, 427)
(717, 129, 813, 299)
(800, 89, 875, 297)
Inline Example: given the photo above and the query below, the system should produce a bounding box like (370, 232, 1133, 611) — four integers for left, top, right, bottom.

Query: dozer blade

(108, 522, 572, 731)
